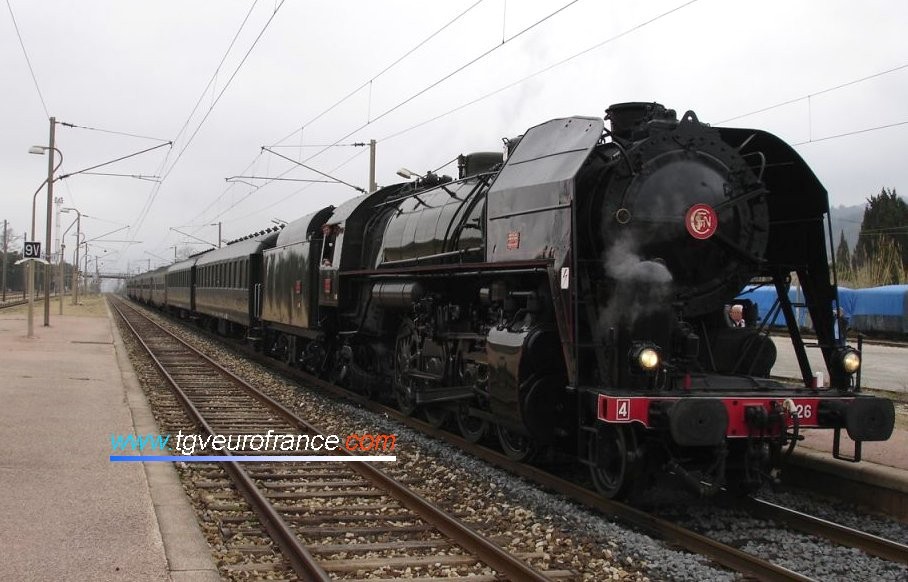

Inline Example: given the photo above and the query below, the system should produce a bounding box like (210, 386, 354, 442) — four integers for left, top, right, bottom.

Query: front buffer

(591, 392, 895, 497)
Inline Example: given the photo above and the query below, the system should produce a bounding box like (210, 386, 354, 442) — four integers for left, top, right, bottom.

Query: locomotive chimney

(606, 102, 676, 140)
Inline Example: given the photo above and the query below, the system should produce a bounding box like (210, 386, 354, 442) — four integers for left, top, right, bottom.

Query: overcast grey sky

(2, 0, 907, 274)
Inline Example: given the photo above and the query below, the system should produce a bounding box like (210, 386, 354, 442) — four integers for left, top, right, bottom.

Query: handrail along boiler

(129, 102, 895, 498)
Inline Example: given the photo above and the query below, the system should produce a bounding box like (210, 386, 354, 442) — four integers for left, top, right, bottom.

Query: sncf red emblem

(685, 203, 718, 240)
(506, 231, 520, 250)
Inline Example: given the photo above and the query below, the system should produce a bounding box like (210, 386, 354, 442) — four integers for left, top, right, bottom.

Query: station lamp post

(29, 117, 62, 327)
(61, 208, 82, 308)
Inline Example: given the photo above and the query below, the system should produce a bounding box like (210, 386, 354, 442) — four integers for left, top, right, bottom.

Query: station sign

(23, 241, 41, 259)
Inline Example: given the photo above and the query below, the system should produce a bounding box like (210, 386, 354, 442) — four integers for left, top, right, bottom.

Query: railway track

(741, 497, 908, 564)
(0, 297, 40, 310)
(114, 298, 866, 581)
(111, 297, 564, 580)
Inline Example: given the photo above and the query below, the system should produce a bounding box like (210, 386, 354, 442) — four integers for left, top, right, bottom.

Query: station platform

(0, 297, 218, 581)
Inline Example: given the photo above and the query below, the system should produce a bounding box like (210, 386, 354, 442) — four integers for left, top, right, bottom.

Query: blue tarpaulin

(850, 285, 908, 333)
(735, 284, 908, 333)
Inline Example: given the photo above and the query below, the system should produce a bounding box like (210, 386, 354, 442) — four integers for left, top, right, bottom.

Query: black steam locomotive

(128, 102, 894, 498)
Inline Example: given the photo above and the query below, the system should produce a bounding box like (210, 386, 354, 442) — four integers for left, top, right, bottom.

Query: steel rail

(112, 297, 551, 581)
(213, 334, 818, 581)
(112, 300, 331, 581)
(745, 497, 908, 564)
(0, 297, 45, 310)
(401, 418, 816, 582)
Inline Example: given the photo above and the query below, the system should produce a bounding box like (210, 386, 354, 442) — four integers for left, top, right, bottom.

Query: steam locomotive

(128, 102, 895, 498)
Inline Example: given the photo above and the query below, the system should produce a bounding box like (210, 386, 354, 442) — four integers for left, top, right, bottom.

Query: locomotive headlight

(836, 347, 861, 375)
(630, 343, 661, 372)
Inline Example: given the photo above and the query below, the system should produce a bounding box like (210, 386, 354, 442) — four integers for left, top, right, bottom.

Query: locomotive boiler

(134, 101, 896, 498)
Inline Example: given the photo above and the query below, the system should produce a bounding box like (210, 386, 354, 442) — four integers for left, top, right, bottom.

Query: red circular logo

(685, 203, 718, 240)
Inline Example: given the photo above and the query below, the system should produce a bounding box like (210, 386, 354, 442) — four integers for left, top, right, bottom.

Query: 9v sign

(23, 241, 41, 259)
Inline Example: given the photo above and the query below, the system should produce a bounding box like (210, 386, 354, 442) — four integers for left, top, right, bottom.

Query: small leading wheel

(423, 406, 450, 429)
(589, 424, 642, 500)
(496, 424, 537, 462)
(457, 407, 488, 443)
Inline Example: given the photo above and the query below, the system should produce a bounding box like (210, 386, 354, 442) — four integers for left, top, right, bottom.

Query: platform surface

(0, 297, 217, 581)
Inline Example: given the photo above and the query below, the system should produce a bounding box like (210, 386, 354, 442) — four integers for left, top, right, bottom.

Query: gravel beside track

(115, 297, 908, 581)
(113, 299, 559, 580)
(114, 298, 741, 581)
(646, 487, 908, 581)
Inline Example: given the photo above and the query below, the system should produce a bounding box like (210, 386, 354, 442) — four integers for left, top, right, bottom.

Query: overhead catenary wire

(791, 120, 908, 146)
(211, 148, 369, 230)
(304, 0, 582, 160)
(162, 0, 285, 178)
(719, 63, 908, 125)
(80, 172, 161, 182)
(164, 0, 262, 160)
(271, 0, 488, 147)
(5, 0, 49, 118)
(242, 0, 584, 224)
(130, 0, 286, 239)
(57, 142, 172, 181)
(196, 0, 698, 237)
(193, 1, 497, 233)
(59, 122, 170, 143)
(379, 0, 701, 143)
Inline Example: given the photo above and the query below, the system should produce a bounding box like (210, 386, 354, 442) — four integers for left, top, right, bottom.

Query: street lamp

(61, 208, 82, 306)
(396, 168, 422, 180)
(29, 117, 62, 327)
